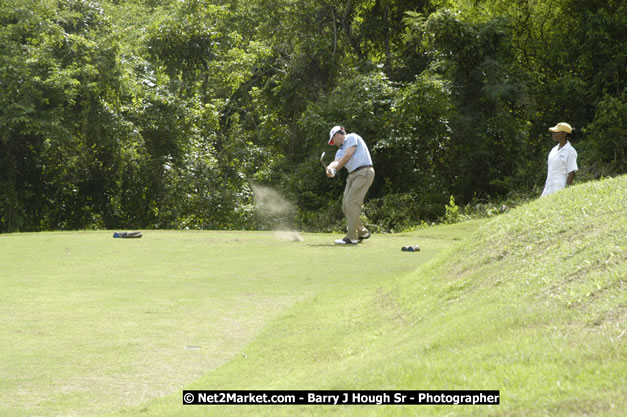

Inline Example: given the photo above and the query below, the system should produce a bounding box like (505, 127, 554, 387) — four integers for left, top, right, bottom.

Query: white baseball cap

(328, 126, 345, 145)
(549, 122, 572, 134)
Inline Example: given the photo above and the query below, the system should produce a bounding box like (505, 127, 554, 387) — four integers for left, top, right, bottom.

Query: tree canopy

(1, 0, 625, 232)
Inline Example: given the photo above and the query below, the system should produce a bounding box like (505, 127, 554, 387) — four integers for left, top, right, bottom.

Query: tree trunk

(383, 0, 391, 68)
(342, 0, 365, 60)
(330, 6, 337, 56)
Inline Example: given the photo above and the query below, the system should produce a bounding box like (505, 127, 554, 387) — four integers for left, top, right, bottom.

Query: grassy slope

(0, 220, 479, 417)
(114, 175, 626, 417)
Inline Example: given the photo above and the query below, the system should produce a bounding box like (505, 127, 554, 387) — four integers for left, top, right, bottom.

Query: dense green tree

(1, 0, 129, 231)
(0, 0, 624, 233)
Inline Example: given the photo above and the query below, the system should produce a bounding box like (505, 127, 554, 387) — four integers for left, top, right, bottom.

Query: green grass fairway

(1, 176, 625, 417)
(0, 221, 480, 417)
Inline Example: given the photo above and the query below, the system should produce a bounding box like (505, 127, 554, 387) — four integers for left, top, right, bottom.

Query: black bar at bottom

(183, 390, 500, 405)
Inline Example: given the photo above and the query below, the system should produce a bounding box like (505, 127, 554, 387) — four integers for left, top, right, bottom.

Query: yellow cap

(549, 122, 572, 134)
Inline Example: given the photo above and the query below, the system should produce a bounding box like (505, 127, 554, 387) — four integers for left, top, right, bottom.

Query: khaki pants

(342, 167, 375, 240)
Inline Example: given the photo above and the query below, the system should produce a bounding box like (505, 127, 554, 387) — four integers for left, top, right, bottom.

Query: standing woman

(541, 122, 578, 197)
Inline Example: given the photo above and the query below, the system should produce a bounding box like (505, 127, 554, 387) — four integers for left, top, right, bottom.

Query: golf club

(320, 152, 336, 177)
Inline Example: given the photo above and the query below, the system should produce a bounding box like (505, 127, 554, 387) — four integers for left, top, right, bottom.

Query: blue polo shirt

(335, 133, 372, 173)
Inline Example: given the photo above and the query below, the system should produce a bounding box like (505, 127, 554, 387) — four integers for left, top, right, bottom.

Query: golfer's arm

(329, 146, 356, 171)
(567, 171, 576, 186)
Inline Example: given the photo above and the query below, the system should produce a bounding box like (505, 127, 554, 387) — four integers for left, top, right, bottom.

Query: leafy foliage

(0, 0, 624, 232)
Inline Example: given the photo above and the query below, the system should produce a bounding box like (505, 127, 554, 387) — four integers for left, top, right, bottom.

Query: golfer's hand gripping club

(320, 152, 336, 178)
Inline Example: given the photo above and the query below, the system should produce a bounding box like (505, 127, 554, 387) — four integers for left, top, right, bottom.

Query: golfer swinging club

(326, 126, 375, 244)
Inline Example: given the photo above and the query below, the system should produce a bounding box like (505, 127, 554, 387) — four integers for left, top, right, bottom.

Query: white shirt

(334, 133, 373, 173)
(541, 141, 578, 196)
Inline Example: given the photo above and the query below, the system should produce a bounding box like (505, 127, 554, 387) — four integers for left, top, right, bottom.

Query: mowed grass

(107, 176, 625, 417)
(0, 221, 479, 417)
